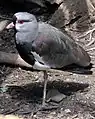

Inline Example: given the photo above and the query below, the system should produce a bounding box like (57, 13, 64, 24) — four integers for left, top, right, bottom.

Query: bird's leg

(42, 70, 48, 106)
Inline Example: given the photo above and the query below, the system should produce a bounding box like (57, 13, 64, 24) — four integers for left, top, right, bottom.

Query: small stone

(35, 75, 39, 79)
(64, 109, 71, 113)
(15, 75, 19, 78)
(18, 67, 21, 70)
(46, 89, 66, 103)
(50, 111, 56, 115)
(67, 117, 70, 119)
(33, 115, 37, 118)
(0, 115, 23, 119)
(66, 78, 71, 81)
(73, 73, 77, 76)
(85, 75, 88, 78)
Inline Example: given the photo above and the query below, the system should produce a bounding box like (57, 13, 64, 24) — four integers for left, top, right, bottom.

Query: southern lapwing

(6, 12, 91, 107)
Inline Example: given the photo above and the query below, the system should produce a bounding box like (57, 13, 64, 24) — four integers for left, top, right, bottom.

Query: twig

(78, 27, 95, 47)
(86, 38, 95, 47)
(78, 28, 95, 39)
(31, 105, 58, 116)
(2, 107, 20, 115)
(86, 47, 95, 51)
(0, 15, 12, 20)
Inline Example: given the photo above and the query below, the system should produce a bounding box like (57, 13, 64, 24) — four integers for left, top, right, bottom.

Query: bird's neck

(16, 31, 38, 43)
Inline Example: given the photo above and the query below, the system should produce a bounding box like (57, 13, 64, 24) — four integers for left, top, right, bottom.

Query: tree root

(78, 27, 95, 47)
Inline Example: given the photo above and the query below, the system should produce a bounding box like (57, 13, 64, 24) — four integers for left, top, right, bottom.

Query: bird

(6, 12, 91, 107)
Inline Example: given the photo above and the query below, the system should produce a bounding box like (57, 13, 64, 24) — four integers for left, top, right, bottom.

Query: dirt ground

(0, 1, 95, 119)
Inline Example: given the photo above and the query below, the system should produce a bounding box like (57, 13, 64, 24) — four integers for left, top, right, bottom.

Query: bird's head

(6, 12, 38, 32)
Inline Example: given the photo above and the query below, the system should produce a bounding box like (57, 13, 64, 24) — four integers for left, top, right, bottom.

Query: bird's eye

(18, 20, 24, 24)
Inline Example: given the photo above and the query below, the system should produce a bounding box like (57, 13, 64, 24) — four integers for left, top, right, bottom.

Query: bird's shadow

(7, 80, 89, 102)
(5, 63, 92, 102)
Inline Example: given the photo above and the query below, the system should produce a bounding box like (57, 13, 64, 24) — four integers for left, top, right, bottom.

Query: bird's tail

(73, 44, 91, 67)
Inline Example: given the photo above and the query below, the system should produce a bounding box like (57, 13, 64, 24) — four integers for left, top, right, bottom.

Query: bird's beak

(6, 22, 15, 29)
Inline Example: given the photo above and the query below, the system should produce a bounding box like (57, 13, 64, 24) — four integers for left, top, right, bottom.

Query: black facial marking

(12, 15, 17, 25)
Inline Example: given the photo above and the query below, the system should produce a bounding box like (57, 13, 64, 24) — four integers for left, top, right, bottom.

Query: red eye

(18, 20, 24, 24)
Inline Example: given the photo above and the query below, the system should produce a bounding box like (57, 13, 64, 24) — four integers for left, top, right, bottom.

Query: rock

(50, 0, 90, 32)
(46, 89, 66, 103)
(0, 20, 9, 33)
